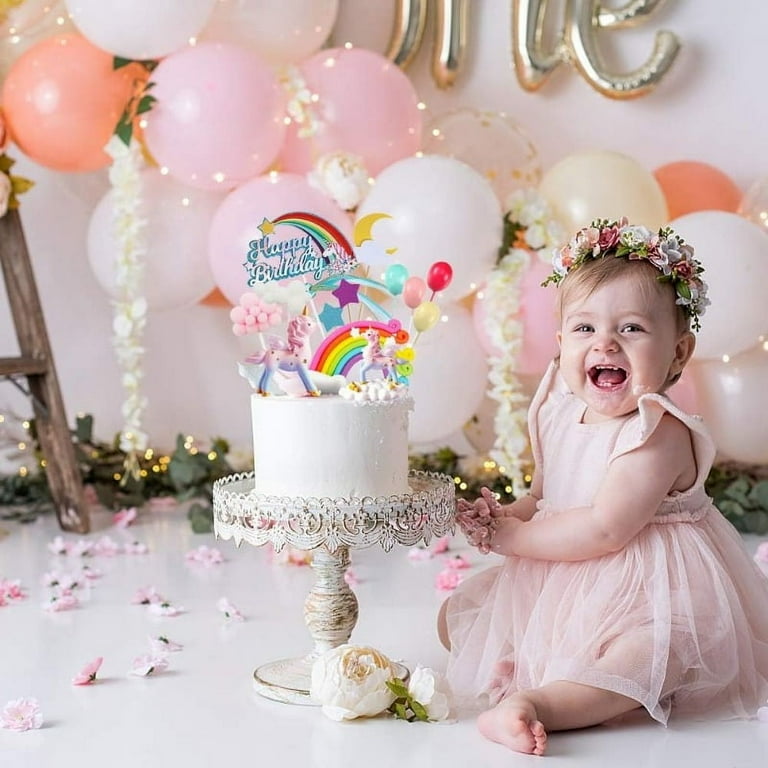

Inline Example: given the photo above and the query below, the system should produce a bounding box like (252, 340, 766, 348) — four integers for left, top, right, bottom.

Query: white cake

(250, 390, 413, 499)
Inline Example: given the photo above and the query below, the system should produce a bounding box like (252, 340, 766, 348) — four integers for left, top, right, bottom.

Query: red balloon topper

(426, 261, 454, 293)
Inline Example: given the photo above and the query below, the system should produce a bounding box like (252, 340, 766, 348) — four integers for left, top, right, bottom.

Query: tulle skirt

(445, 507, 768, 724)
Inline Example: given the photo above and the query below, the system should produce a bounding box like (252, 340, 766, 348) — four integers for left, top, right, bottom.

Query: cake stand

(212, 469, 456, 705)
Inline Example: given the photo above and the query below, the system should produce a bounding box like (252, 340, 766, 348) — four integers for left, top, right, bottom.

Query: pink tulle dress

(445, 363, 768, 723)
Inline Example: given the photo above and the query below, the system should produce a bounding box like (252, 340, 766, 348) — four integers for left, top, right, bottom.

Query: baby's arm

(490, 414, 695, 562)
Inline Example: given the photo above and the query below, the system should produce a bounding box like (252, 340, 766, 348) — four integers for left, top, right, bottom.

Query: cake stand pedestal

(212, 470, 456, 705)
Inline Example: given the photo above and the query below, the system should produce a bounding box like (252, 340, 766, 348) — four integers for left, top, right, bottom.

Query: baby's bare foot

(477, 695, 548, 756)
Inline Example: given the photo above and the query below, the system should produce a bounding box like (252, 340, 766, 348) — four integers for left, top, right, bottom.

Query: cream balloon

(669, 211, 768, 360)
(199, 0, 339, 66)
(690, 344, 768, 464)
(88, 170, 223, 311)
(739, 176, 768, 236)
(539, 150, 668, 233)
(358, 155, 502, 301)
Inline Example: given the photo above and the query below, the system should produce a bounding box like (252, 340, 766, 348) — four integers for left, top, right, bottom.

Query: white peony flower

(407, 665, 451, 721)
(310, 644, 396, 721)
(308, 151, 370, 211)
(0, 172, 11, 218)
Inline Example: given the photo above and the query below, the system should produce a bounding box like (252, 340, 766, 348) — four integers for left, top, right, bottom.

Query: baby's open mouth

(588, 365, 628, 388)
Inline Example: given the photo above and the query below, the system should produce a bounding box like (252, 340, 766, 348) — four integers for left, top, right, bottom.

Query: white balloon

(669, 211, 768, 360)
(403, 302, 489, 444)
(690, 343, 768, 464)
(199, 0, 339, 65)
(64, 0, 217, 59)
(88, 170, 224, 311)
(358, 155, 503, 301)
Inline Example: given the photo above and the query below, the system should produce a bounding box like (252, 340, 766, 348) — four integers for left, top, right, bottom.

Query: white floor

(1, 505, 767, 768)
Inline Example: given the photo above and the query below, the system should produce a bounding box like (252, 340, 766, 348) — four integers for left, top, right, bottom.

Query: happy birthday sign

(242, 212, 357, 287)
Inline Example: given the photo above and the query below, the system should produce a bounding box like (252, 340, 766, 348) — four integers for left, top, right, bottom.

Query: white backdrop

(1, 0, 765, 454)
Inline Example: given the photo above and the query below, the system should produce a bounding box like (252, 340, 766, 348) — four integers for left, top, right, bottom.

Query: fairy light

(431, 128, 442, 138)
(40, 459, 47, 468)
(323, 56, 337, 68)
(113, 473, 122, 482)
(213, 172, 225, 184)
(21, 420, 29, 430)
(763, 340, 768, 351)
(417, 102, 427, 111)
(343, 41, 353, 50)
(144, 448, 154, 460)
(140, 469, 148, 478)
(207, 451, 218, 461)
(268, 171, 279, 182)
(283, 116, 292, 125)
(722, 354, 730, 363)
(19, 466, 28, 477)
(152, 465, 161, 473)
(159, 167, 170, 175)
(17, 442, 26, 451)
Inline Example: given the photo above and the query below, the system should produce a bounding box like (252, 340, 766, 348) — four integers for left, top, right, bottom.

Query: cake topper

(232, 211, 454, 396)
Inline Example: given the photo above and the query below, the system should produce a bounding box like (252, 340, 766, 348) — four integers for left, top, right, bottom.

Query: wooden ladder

(0, 208, 90, 532)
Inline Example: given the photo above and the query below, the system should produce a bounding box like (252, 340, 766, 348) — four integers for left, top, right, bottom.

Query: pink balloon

(278, 47, 422, 177)
(472, 255, 558, 376)
(666, 369, 700, 415)
(209, 173, 353, 306)
(143, 42, 285, 190)
(402, 276, 427, 309)
(518, 256, 559, 375)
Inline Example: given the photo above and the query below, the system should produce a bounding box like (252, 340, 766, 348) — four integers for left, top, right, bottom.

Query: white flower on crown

(308, 151, 370, 211)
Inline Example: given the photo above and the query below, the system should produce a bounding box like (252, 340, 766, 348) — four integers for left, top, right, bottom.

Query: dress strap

(527, 361, 569, 472)
(610, 394, 716, 489)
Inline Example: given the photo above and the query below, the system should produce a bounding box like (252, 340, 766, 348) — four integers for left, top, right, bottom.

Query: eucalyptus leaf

(749, 480, 768, 510)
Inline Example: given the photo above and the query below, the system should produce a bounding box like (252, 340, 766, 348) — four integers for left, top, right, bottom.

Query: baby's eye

(621, 324, 644, 333)
(573, 324, 593, 333)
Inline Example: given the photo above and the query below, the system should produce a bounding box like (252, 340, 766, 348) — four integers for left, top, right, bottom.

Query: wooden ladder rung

(0, 355, 48, 376)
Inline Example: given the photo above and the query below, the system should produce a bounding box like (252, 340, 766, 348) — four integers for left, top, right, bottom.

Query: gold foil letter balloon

(386, 0, 468, 89)
(513, 0, 681, 98)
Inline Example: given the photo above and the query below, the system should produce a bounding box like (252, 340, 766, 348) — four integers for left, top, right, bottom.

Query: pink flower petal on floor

(72, 657, 103, 686)
(125, 541, 149, 555)
(129, 654, 169, 677)
(435, 568, 462, 592)
(71, 539, 94, 558)
(48, 535, 70, 555)
(444, 554, 471, 570)
(148, 601, 184, 617)
(93, 536, 121, 557)
(0, 578, 26, 601)
(0, 698, 43, 731)
(217, 597, 244, 621)
(148, 635, 183, 653)
(408, 546, 434, 562)
(430, 536, 451, 554)
(185, 545, 224, 566)
(131, 586, 164, 605)
(343, 568, 359, 586)
(79, 565, 103, 581)
(113, 507, 138, 529)
(43, 593, 79, 612)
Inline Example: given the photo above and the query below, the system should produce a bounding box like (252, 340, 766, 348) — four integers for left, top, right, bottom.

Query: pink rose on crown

(597, 223, 621, 251)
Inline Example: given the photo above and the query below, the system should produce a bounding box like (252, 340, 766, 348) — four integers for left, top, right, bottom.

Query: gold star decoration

(258, 218, 275, 236)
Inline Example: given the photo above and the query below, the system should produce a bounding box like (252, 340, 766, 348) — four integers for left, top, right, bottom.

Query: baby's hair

(556, 255, 691, 335)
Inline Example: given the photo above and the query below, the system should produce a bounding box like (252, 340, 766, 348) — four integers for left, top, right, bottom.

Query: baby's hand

(456, 487, 504, 554)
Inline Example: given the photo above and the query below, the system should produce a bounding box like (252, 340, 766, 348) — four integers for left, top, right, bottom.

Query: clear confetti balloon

(422, 109, 541, 204)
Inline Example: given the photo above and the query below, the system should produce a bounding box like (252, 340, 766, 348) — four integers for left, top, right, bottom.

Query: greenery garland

(1, 415, 767, 537)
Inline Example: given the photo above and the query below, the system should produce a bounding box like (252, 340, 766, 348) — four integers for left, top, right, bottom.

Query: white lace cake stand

(212, 469, 456, 705)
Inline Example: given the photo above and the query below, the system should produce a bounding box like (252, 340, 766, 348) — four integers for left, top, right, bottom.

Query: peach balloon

(539, 150, 668, 233)
(1, 34, 144, 172)
(654, 161, 742, 220)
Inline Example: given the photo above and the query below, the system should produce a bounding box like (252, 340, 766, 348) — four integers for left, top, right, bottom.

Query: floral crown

(542, 217, 710, 331)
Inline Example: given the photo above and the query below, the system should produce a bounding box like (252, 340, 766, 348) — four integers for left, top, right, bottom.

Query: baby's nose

(592, 331, 619, 352)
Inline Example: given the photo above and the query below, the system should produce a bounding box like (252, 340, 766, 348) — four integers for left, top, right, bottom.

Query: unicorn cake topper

(233, 211, 453, 398)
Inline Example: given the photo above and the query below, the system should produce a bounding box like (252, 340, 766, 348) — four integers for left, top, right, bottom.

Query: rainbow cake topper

(233, 211, 454, 396)
(244, 212, 357, 286)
